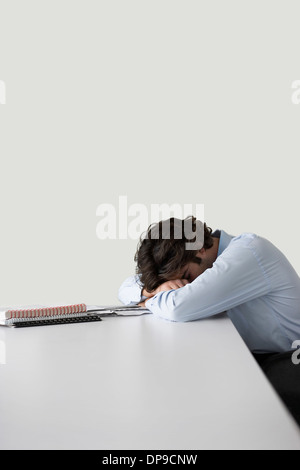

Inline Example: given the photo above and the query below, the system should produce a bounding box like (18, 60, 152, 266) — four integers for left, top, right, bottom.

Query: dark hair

(134, 216, 214, 293)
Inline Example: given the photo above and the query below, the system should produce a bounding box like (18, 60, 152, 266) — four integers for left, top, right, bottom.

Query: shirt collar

(217, 230, 234, 257)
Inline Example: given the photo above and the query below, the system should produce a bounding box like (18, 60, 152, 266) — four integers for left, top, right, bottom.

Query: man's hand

(138, 279, 190, 307)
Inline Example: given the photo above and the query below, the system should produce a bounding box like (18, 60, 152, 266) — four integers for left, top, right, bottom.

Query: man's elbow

(118, 283, 130, 305)
(118, 288, 126, 305)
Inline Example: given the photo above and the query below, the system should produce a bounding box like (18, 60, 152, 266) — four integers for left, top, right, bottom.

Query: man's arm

(138, 279, 190, 307)
(118, 275, 189, 306)
(145, 243, 271, 321)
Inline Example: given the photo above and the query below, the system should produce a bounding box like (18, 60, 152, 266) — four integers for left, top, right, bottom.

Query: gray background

(0, 0, 299, 306)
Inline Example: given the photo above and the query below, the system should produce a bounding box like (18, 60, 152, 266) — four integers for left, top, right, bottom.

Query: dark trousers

(253, 351, 300, 427)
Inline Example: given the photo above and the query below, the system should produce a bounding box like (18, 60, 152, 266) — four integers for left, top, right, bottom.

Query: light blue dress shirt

(118, 231, 300, 353)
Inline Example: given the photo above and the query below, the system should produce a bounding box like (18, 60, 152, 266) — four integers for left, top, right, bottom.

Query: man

(118, 216, 300, 354)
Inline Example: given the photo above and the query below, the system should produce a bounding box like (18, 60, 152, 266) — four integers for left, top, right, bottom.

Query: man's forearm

(119, 276, 189, 307)
(141, 279, 189, 304)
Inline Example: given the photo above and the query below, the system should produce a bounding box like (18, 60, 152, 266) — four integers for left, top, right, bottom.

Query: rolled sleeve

(118, 275, 146, 306)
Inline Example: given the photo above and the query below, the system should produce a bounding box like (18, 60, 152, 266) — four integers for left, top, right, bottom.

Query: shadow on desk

(253, 351, 300, 427)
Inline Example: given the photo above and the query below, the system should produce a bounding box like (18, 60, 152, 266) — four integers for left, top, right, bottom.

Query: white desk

(0, 313, 300, 450)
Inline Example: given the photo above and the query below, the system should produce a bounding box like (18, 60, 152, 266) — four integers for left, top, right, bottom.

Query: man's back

(222, 233, 300, 353)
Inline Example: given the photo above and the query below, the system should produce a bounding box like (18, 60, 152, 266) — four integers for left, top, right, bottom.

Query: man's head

(134, 216, 219, 293)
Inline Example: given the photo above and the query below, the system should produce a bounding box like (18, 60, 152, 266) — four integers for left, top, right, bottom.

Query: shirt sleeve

(118, 274, 147, 306)
(145, 241, 271, 321)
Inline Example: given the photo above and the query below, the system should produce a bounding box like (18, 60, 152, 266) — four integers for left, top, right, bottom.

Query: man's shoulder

(220, 231, 258, 249)
(229, 232, 275, 256)
(225, 232, 272, 253)
(231, 232, 259, 244)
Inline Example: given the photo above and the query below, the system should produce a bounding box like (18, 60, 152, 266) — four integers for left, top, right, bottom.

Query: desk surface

(0, 313, 300, 450)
